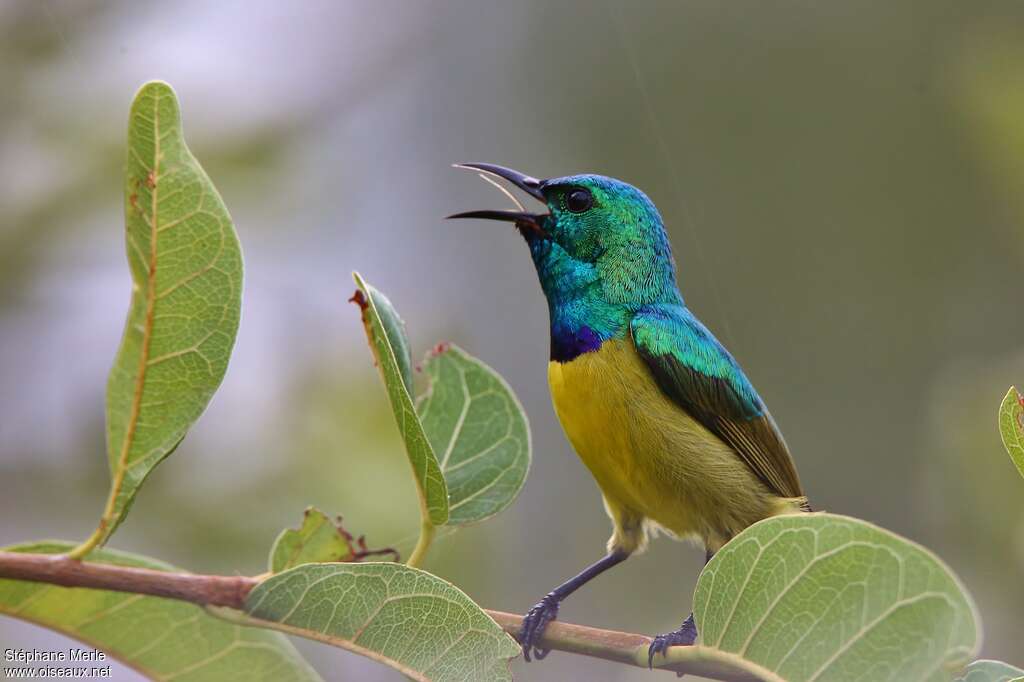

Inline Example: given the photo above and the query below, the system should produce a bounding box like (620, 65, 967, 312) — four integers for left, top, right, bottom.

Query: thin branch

(487, 611, 764, 681)
(0, 552, 254, 608)
(0, 551, 765, 681)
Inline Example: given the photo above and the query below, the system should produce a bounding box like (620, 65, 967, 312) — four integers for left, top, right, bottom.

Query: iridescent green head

(449, 163, 681, 309)
(450, 163, 686, 360)
(538, 173, 670, 267)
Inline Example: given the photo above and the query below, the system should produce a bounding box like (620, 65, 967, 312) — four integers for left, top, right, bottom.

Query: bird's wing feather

(630, 305, 804, 500)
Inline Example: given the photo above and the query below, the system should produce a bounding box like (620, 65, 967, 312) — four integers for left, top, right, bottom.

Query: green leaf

(351, 274, 414, 394)
(373, 286, 415, 396)
(244, 562, 518, 682)
(417, 344, 530, 525)
(99, 81, 243, 544)
(269, 508, 357, 572)
(351, 272, 447, 525)
(269, 507, 398, 573)
(955, 660, 1024, 682)
(0, 542, 319, 682)
(693, 513, 980, 682)
(999, 386, 1024, 480)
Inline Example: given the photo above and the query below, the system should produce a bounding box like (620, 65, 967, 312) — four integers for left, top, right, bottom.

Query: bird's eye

(565, 188, 593, 213)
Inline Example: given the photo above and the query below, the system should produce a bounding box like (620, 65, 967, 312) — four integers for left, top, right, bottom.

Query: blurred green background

(1, 1, 1023, 680)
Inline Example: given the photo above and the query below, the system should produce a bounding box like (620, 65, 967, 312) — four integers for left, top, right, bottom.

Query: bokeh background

(2, 1, 1023, 680)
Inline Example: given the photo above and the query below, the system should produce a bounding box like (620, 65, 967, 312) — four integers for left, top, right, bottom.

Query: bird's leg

(647, 548, 716, 672)
(518, 549, 630, 662)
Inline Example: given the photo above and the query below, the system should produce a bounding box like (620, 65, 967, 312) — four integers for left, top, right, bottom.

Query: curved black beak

(447, 162, 549, 237)
(452, 162, 546, 201)
(445, 209, 542, 223)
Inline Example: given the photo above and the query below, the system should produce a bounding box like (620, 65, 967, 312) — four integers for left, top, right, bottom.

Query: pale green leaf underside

(245, 563, 518, 682)
(955, 660, 1024, 682)
(954, 659, 1024, 679)
(417, 345, 530, 525)
(105, 81, 242, 537)
(269, 508, 356, 573)
(0, 542, 319, 682)
(998, 387, 1024, 481)
(352, 272, 448, 525)
(694, 513, 980, 682)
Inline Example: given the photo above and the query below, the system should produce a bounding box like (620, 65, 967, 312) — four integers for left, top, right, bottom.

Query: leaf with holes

(999, 386, 1024, 480)
(692, 513, 980, 682)
(351, 272, 447, 525)
(955, 660, 1024, 682)
(0, 542, 319, 682)
(243, 562, 519, 682)
(95, 81, 242, 546)
(269, 507, 398, 572)
(416, 344, 530, 525)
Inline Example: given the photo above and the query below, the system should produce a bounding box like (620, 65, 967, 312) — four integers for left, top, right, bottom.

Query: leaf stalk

(406, 516, 436, 568)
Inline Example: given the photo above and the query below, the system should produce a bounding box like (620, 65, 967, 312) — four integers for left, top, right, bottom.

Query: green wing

(630, 305, 805, 501)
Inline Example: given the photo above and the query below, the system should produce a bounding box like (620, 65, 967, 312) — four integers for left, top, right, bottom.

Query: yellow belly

(548, 337, 791, 554)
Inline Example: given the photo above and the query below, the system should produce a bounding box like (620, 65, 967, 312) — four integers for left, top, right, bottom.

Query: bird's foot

(517, 594, 560, 662)
(648, 613, 698, 674)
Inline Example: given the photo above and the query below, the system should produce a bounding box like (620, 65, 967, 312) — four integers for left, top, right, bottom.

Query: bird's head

(449, 163, 679, 306)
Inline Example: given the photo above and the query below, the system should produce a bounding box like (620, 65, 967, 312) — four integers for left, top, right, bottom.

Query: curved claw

(517, 594, 560, 662)
(647, 614, 698, 671)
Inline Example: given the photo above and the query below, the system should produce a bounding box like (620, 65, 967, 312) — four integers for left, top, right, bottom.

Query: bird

(448, 163, 809, 668)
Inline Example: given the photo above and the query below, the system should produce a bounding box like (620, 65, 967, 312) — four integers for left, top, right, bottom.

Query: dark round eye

(565, 188, 593, 213)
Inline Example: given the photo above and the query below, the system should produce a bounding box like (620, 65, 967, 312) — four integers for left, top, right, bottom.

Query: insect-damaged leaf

(417, 344, 530, 525)
(0, 542, 319, 682)
(269, 507, 398, 573)
(351, 272, 448, 525)
(99, 81, 242, 545)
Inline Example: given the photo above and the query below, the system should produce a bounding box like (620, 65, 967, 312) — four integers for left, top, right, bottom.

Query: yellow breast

(548, 337, 786, 553)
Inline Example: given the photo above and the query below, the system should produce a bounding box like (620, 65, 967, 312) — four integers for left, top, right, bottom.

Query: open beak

(447, 162, 549, 237)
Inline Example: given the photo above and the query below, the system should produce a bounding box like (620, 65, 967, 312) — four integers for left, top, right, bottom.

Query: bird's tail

(775, 495, 812, 515)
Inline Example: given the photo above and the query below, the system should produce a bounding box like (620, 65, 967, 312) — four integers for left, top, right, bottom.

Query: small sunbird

(449, 163, 810, 667)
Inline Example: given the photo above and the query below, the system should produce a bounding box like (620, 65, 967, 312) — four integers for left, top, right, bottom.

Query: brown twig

(486, 611, 765, 681)
(0, 551, 255, 608)
(0, 551, 767, 681)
